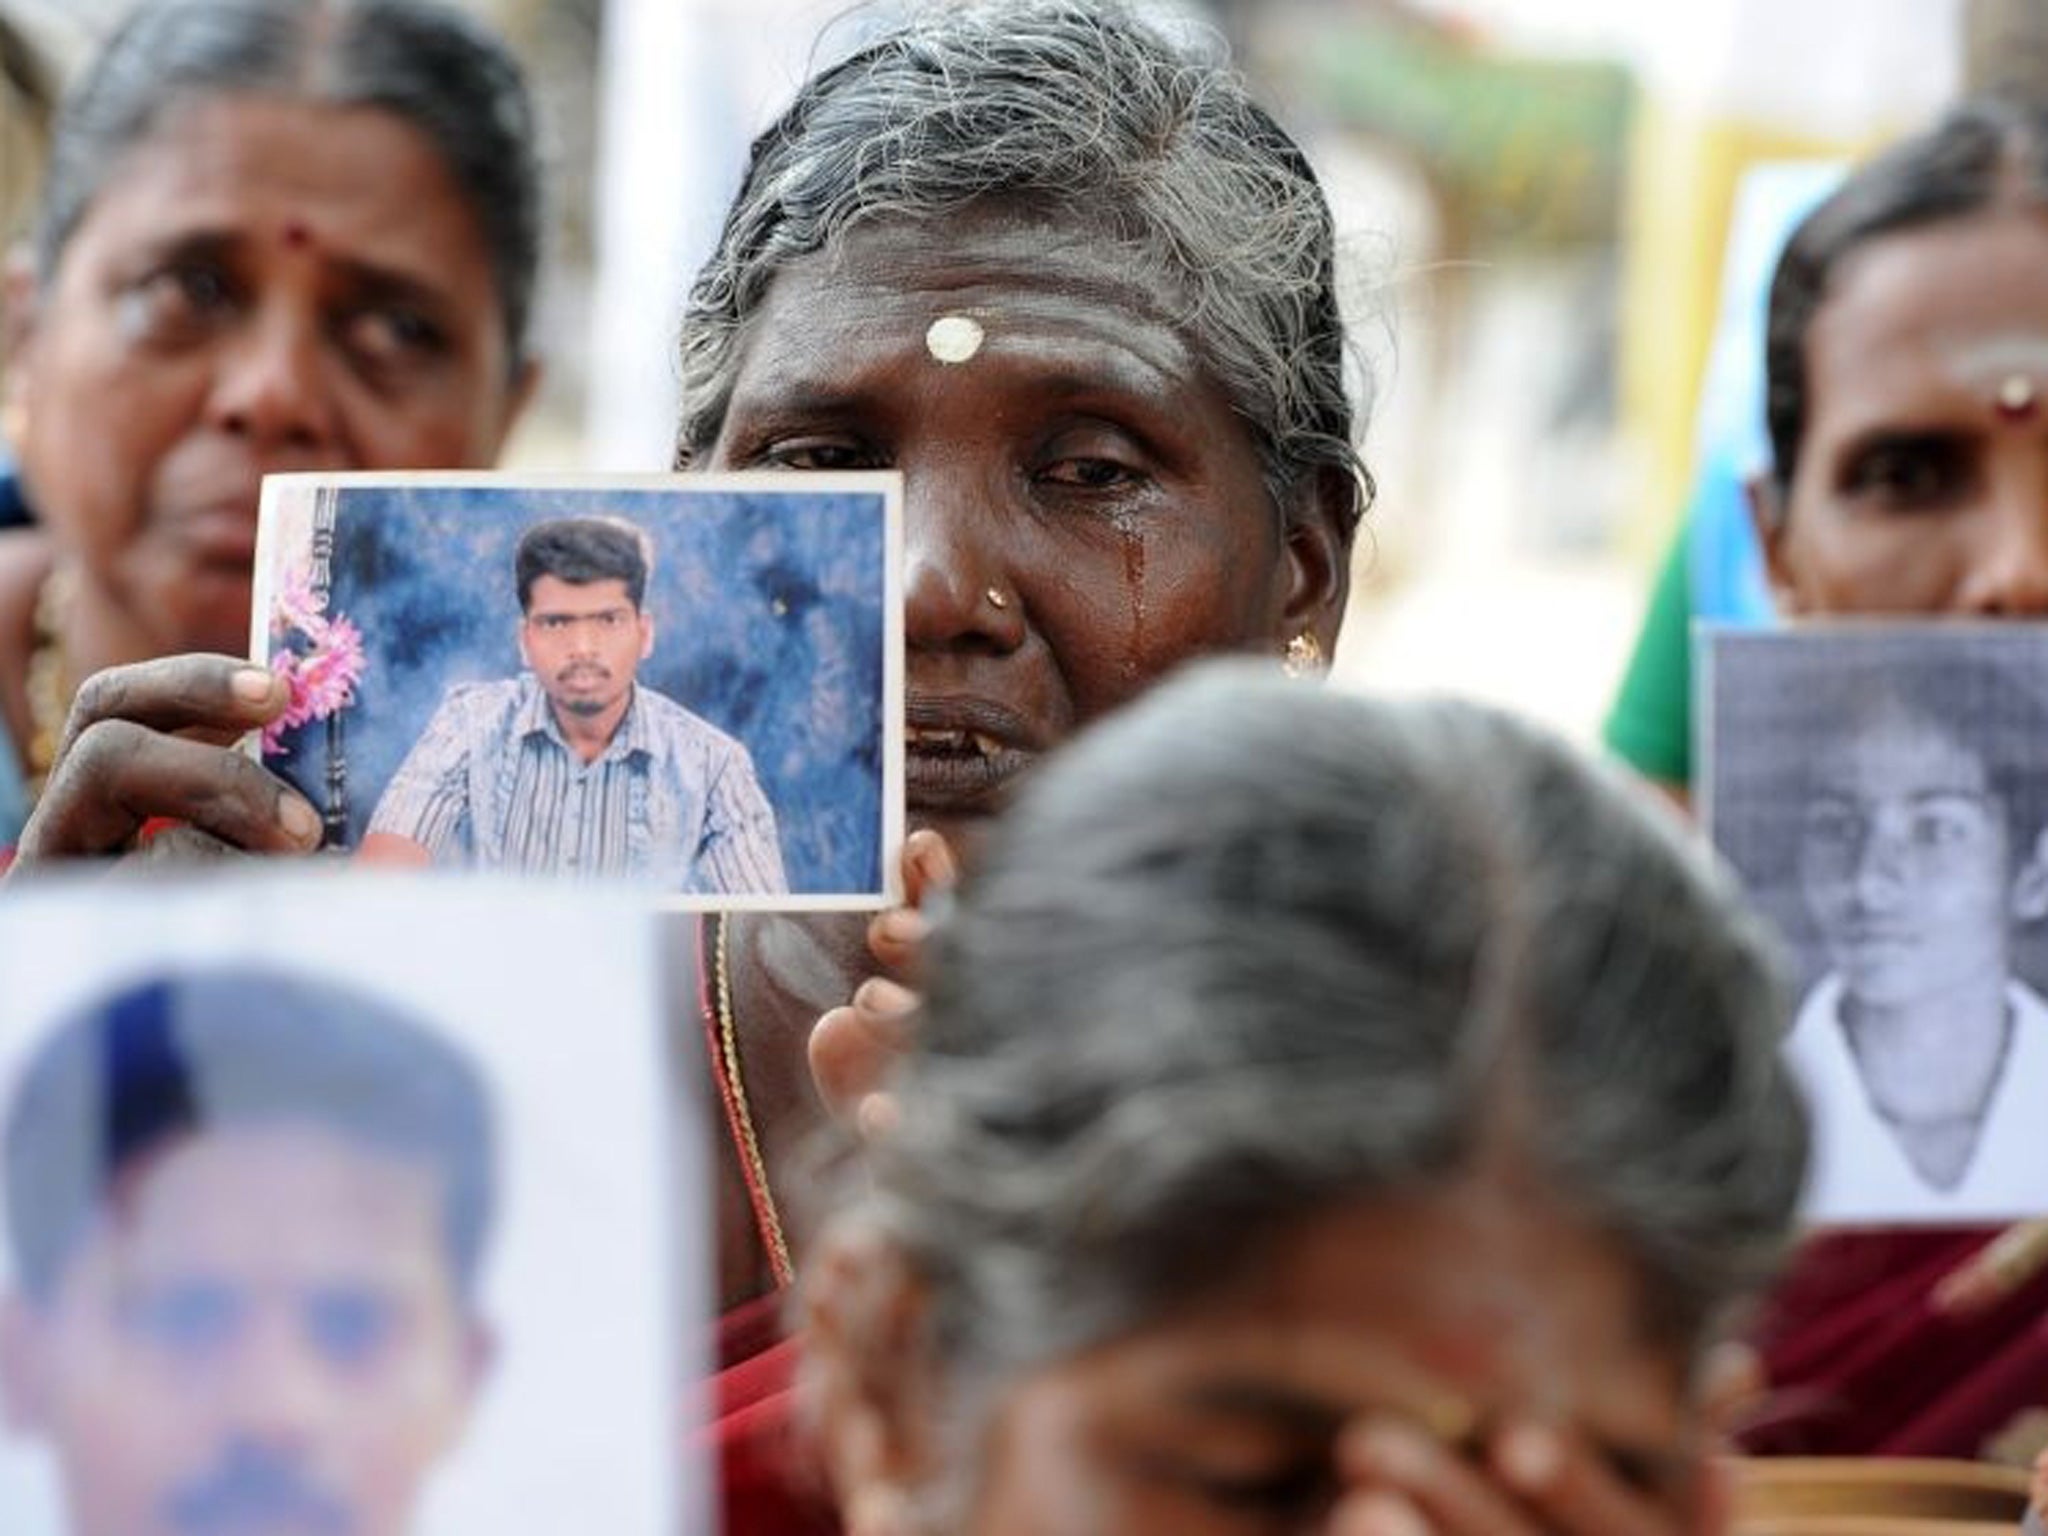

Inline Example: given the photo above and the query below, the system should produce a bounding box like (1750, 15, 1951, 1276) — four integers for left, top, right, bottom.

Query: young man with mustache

(361, 516, 787, 894)
(0, 965, 497, 1536)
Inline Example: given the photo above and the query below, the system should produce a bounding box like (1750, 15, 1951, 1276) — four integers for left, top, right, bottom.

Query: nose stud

(985, 587, 1010, 611)
(1996, 374, 2039, 420)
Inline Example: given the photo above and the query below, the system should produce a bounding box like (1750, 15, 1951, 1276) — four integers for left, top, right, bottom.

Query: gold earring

(1282, 633, 1324, 678)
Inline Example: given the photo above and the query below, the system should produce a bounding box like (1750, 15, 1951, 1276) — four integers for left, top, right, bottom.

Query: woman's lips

(904, 731, 1037, 810)
(904, 698, 1042, 814)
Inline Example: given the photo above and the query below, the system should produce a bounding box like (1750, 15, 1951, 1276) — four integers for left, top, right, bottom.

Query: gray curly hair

(673, 0, 1369, 527)
(838, 666, 1806, 1484)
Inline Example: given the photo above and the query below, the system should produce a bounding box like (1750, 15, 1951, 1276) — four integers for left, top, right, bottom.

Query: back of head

(35, 0, 543, 360)
(1765, 94, 2048, 494)
(3, 964, 498, 1304)
(871, 665, 1806, 1382)
(675, 0, 1365, 524)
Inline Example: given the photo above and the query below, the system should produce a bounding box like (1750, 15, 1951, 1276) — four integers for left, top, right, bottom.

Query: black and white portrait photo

(1703, 625, 2048, 1223)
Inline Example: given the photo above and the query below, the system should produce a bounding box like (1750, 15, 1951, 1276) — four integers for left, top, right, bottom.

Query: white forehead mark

(925, 314, 986, 365)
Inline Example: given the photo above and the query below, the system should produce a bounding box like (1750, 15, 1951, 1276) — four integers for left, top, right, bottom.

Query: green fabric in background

(1602, 521, 1693, 786)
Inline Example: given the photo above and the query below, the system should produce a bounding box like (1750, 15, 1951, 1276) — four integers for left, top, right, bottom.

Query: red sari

(1741, 1227, 2048, 1458)
(698, 913, 843, 1534)
(710, 1291, 840, 1536)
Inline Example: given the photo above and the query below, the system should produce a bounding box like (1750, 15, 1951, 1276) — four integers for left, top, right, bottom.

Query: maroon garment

(1741, 1227, 2048, 1458)
(708, 1292, 842, 1536)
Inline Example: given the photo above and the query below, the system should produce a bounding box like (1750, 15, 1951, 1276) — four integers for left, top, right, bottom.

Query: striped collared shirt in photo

(367, 676, 788, 895)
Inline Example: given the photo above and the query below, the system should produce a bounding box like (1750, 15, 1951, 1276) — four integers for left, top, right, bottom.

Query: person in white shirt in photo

(1789, 650, 2048, 1218)
(362, 516, 787, 894)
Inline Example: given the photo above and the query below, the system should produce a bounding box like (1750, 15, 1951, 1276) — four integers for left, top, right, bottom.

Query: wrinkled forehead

(767, 206, 1201, 353)
(816, 200, 1217, 341)
(51, 91, 469, 259)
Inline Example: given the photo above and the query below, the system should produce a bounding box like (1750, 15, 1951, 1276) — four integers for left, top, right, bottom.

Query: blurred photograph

(1704, 625, 2048, 1222)
(1, 967, 495, 1536)
(0, 877, 691, 1536)
(252, 474, 900, 908)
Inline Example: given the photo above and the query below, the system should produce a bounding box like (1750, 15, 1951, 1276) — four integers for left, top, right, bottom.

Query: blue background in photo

(268, 483, 888, 895)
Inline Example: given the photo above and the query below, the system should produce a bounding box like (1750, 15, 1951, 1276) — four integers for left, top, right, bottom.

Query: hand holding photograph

(252, 473, 902, 910)
(1703, 624, 2048, 1225)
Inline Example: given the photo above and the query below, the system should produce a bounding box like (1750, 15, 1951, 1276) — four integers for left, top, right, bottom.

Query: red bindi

(281, 221, 313, 249)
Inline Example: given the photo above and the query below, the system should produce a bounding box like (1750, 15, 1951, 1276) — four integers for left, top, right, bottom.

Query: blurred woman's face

(1762, 208, 2048, 617)
(931, 1181, 1703, 1536)
(703, 207, 1350, 852)
(3, 95, 532, 657)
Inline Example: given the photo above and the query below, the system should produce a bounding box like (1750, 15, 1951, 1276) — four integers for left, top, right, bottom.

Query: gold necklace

(24, 563, 76, 801)
(713, 913, 794, 1287)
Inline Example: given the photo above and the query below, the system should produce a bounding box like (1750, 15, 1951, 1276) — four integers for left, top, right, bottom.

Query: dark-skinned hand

(8, 654, 323, 872)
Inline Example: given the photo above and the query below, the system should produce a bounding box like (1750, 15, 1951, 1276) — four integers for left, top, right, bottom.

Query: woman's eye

(1039, 456, 1145, 490)
(1183, 1463, 1333, 1517)
(764, 441, 881, 472)
(342, 306, 449, 371)
(121, 262, 240, 341)
(1841, 437, 1970, 509)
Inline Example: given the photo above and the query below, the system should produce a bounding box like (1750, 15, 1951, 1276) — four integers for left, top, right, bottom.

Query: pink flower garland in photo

(265, 566, 367, 756)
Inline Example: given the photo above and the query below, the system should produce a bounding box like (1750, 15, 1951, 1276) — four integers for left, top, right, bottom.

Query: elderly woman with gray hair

(804, 666, 1808, 1536)
(20, 3, 1365, 1525)
(18, 0, 1359, 1294)
(9, 8, 1818, 1532)
(18, 0, 1357, 870)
